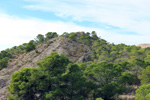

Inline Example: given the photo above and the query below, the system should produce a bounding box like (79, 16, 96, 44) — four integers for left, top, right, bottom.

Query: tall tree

(7, 68, 38, 100)
(135, 84, 150, 100)
(36, 34, 45, 44)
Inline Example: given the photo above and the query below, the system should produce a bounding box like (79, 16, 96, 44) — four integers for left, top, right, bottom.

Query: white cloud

(1, 13, 150, 51)
(0, 14, 106, 51)
(24, 0, 150, 35)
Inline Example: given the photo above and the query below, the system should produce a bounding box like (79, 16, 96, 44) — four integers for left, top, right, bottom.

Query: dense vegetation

(2, 31, 150, 99)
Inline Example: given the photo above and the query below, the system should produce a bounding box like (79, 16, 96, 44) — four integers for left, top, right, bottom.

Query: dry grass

(119, 95, 135, 100)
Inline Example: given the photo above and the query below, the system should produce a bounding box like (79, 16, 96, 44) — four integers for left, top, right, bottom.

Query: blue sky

(0, 0, 150, 51)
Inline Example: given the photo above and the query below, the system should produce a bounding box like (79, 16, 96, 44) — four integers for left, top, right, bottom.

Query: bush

(120, 72, 134, 85)
(0, 57, 9, 70)
(24, 40, 35, 52)
(69, 33, 77, 41)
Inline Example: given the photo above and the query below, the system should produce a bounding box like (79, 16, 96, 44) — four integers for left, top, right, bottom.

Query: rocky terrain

(138, 43, 150, 48)
(0, 37, 91, 99)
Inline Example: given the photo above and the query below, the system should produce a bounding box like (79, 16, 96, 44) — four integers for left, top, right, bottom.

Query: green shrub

(0, 57, 9, 70)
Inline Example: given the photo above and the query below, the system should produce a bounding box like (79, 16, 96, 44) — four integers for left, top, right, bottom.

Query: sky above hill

(0, 0, 150, 51)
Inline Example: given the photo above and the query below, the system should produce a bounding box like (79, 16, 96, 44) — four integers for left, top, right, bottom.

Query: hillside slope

(0, 37, 91, 99)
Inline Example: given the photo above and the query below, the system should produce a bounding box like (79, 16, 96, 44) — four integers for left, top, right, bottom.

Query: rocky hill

(0, 37, 91, 99)
(1, 32, 150, 100)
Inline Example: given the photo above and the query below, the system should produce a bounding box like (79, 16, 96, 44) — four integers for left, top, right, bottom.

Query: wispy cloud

(0, 13, 150, 51)
(24, 0, 150, 35)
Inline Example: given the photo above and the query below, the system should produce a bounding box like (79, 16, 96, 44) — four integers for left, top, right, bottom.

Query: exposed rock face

(138, 44, 150, 48)
(0, 37, 91, 99)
